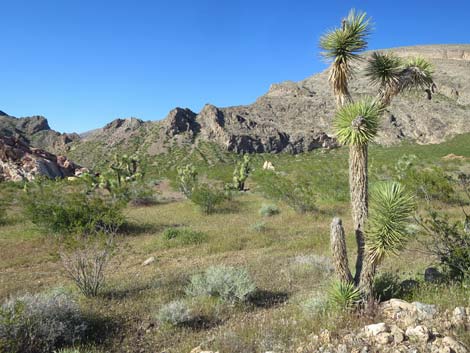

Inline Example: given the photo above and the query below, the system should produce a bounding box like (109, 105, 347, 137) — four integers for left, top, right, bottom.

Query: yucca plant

(320, 9, 370, 108)
(328, 280, 362, 310)
(321, 9, 434, 300)
(360, 182, 415, 297)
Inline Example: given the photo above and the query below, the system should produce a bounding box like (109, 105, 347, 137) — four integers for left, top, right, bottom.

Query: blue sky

(1, 0, 469, 133)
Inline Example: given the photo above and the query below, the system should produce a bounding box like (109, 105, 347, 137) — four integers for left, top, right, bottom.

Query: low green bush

(190, 185, 226, 214)
(256, 173, 316, 213)
(395, 155, 455, 202)
(0, 291, 87, 353)
(250, 222, 267, 233)
(301, 294, 329, 317)
(373, 272, 403, 301)
(156, 300, 192, 326)
(22, 181, 124, 235)
(259, 204, 280, 217)
(186, 265, 256, 303)
(419, 210, 470, 281)
(162, 227, 208, 246)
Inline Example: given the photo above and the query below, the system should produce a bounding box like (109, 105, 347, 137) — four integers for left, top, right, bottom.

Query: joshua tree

(320, 9, 434, 298)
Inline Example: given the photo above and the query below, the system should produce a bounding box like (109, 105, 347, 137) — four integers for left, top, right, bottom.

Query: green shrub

(418, 210, 470, 281)
(156, 300, 192, 326)
(328, 281, 361, 310)
(256, 173, 316, 213)
(250, 222, 267, 233)
(259, 204, 280, 217)
(301, 294, 329, 317)
(373, 272, 403, 301)
(0, 292, 87, 353)
(186, 266, 256, 303)
(22, 181, 124, 235)
(162, 227, 208, 246)
(190, 185, 226, 214)
(395, 156, 454, 202)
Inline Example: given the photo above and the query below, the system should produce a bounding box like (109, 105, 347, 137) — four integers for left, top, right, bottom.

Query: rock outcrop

(0, 136, 81, 181)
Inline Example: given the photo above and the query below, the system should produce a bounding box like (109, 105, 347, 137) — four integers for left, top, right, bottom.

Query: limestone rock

(405, 325, 431, 342)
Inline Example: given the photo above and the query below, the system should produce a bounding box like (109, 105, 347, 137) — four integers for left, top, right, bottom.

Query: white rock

(442, 336, 468, 353)
(142, 256, 156, 266)
(405, 325, 431, 342)
(364, 322, 389, 336)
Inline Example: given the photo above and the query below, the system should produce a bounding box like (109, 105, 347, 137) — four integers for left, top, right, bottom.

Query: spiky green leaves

(320, 9, 371, 105)
(366, 182, 415, 264)
(328, 280, 361, 310)
(366, 52, 402, 88)
(334, 98, 383, 146)
(400, 57, 434, 90)
(319, 9, 371, 62)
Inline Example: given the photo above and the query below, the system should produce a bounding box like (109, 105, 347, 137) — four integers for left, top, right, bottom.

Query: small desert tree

(320, 9, 434, 298)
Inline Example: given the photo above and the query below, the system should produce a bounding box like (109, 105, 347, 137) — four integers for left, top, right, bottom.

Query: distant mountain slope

(2, 44, 469, 168)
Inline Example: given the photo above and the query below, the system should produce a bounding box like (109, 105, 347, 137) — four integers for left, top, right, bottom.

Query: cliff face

(1, 44, 469, 167)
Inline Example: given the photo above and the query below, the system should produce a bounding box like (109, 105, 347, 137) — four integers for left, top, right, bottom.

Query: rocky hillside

(1, 44, 469, 167)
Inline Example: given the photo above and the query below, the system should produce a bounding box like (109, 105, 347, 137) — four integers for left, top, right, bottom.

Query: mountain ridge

(1, 44, 469, 167)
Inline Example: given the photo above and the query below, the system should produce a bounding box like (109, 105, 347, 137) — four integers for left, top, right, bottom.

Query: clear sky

(1, 0, 469, 133)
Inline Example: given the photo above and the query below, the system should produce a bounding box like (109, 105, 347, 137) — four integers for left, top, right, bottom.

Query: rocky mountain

(1, 44, 469, 168)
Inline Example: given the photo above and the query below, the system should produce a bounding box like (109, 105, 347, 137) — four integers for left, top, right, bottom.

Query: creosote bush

(156, 300, 192, 326)
(186, 265, 256, 303)
(257, 172, 316, 213)
(162, 227, 208, 246)
(190, 185, 226, 214)
(259, 204, 280, 217)
(0, 291, 87, 353)
(22, 180, 124, 236)
(373, 272, 403, 301)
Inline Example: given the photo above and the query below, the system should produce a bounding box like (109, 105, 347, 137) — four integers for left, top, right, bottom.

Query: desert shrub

(250, 221, 267, 233)
(301, 294, 329, 317)
(259, 204, 280, 217)
(373, 272, 403, 301)
(156, 300, 192, 326)
(328, 281, 361, 310)
(256, 172, 316, 213)
(127, 181, 159, 207)
(162, 227, 208, 246)
(22, 181, 124, 235)
(55, 348, 102, 353)
(395, 156, 454, 202)
(186, 266, 256, 303)
(418, 210, 470, 281)
(0, 292, 86, 353)
(190, 185, 226, 214)
(60, 233, 116, 297)
(0, 202, 6, 226)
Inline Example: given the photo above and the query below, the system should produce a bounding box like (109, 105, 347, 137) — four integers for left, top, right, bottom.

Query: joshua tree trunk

(349, 143, 368, 284)
(330, 217, 353, 283)
(359, 253, 376, 300)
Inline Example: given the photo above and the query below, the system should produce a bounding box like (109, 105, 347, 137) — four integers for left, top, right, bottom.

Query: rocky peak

(162, 107, 198, 137)
(103, 117, 144, 132)
(16, 116, 51, 135)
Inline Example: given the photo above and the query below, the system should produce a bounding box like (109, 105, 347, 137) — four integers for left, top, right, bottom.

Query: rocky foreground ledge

(190, 299, 469, 353)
